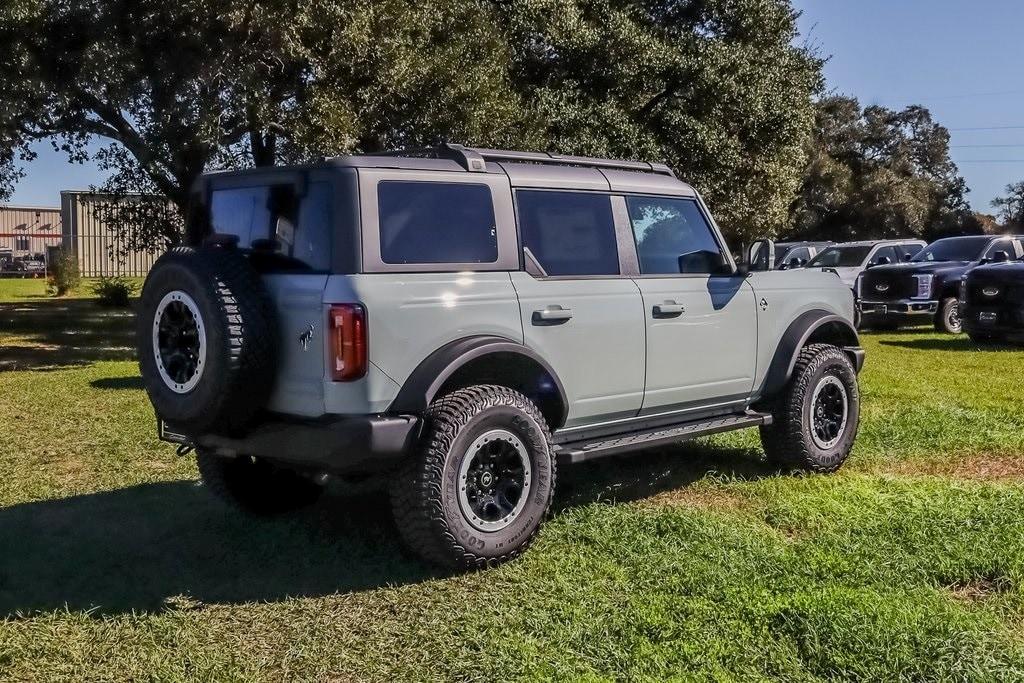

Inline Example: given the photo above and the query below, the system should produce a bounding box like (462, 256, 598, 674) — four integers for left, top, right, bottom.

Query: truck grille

(860, 271, 916, 301)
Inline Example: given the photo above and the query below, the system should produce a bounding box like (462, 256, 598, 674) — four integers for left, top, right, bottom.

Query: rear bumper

(858, 299, 937, 320)
(161, 414, 423, 474)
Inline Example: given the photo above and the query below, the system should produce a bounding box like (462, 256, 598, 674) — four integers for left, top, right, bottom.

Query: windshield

(807, 245, 872, 268)
(912, 236, 989, 263)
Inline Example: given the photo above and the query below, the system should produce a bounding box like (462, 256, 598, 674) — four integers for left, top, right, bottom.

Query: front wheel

(760, 344, 860, 473)
(935, 297, 962, 334)
(390, 385, 556, 569)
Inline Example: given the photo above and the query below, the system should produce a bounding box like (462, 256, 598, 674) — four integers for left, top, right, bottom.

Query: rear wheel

(935, 297, 962, 334)
(390, 385, 556, 568)
(196, 450, 322, 515)
(760, 344, 860, 473)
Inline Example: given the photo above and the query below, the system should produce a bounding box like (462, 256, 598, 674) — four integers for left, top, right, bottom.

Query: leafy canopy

(789, 95, 975, 241)
(0, 0, 822, 247)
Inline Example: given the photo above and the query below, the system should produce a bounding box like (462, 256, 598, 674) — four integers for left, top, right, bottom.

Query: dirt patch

(877, 454, 1024, 481)
(641, 486, 750, 512)
(945, 576, 1014, 603)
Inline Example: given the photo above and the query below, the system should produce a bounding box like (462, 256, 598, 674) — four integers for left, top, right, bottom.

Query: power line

(951, 143, 1024, 148)
(949, 125, 1024, 131)
(952, 159, 1024, 163)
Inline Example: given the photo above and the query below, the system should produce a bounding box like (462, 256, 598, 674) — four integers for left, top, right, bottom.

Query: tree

(789, 95, 974, 241)
(493, 0, 823, 242)
(0, 0, 532, 249)
(2, 0, 823, 248)
(992, 181, 1024, 229)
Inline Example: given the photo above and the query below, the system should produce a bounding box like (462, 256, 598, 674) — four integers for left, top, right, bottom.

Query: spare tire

(137, 246, 277, 435)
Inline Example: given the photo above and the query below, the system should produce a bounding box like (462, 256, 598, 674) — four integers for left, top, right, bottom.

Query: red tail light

(329, 304, 367, 381)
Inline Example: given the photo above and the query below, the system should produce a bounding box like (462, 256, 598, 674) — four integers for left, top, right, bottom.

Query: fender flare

(759, 310, 862, 399)
(389, 336, 569, 428)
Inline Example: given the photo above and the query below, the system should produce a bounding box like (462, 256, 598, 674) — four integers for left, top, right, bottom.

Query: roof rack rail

(373, 143, 676, 177)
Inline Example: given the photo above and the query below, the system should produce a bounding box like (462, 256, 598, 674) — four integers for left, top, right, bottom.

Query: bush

(48, 251, 80, 296)
(92, 276, 137, 307)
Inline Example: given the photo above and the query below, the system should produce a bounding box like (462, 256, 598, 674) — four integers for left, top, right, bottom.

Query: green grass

(1, 304, 1023, 681)
(0, 276, 145, 303)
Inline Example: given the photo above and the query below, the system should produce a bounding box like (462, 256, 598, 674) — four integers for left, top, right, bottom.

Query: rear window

(516, 191, 619, 276)
(208, 182, 332, 270)
(378, 181, 497, 264)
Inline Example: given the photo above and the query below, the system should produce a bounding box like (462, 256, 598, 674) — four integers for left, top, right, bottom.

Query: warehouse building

(0, 192, 165, 277)
(0, 205, 63, 272)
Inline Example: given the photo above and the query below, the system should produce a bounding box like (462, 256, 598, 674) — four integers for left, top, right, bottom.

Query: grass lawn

(1, 298, 1023, 681)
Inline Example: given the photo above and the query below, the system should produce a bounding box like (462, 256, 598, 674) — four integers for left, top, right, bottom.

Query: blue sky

(9, 1, 1024, 214)
(793, 0, 1024, 214)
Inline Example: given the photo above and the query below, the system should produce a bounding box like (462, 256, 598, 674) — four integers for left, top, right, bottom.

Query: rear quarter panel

(746, 269, 856, 395)
(321, 272, 523, 415)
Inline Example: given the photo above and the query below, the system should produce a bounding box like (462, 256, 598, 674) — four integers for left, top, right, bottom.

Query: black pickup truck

(858, 235, 1024, 333)
(961, 257, 1024, 344)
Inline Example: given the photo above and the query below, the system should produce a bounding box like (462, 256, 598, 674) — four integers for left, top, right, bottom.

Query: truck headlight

(912, 274, 933, 300)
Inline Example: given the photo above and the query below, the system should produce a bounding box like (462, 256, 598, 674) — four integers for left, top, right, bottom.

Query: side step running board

(553, 412, 772, 465)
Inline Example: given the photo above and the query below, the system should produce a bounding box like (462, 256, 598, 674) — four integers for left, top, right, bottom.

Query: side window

(626, 196, 724, 274)
(378, 181, 497, 264)
(870, 246, 899, 265)
(516, 190, 619, 276)
(786, 247, 810, 266)
(897, 243, 923, 261)
(984, 239, 1013, 260)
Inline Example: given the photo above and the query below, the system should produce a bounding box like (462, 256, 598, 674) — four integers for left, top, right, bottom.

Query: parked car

(803, 240, 926, 291)
(0, 248, 13, 275)
(137, 143, 864, 568)
(960, 254, 1024, 344)
(749, 240, 832, 271)
(858, 235, 1024, 333)
(11, 255, 46, 278)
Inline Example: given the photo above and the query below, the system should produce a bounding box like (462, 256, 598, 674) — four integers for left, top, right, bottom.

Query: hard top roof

(202, 144, 697, 197)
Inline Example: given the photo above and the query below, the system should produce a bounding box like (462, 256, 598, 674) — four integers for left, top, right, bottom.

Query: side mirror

(789, 257, 805, 269)
(877, 256, 892, 266)
(678, 250, 731, 275)
(745, 239, 775, 272)
(992, 250, 1010, 263)
(902, 253, 913, 262)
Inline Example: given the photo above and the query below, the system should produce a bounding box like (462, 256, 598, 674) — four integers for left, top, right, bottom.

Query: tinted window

(378, 181, 497, 265)
(870, 246, 899, 265)
(517, 191, 619, 276)
(209, 183, 332, 270)
(896, 243, 923, 260)
(912, 236, 990, 262)
(984, 239, 1014, 260)
(627, 197, 722, 274)
(784, 247, 810, 266)
(807, 246, 872, 268)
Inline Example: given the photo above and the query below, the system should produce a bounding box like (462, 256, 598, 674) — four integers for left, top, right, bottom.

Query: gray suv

(137, 144, 864, 568)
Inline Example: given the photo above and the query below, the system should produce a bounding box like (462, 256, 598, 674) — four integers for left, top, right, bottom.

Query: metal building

(0, 204, 63, 258)
(59, 191, 162, 277)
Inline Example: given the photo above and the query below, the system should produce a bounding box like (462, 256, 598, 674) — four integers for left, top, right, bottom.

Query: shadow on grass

(0, 441, 775, 617)
(90, 376, 145, 390)
(0, 298, 136, 370)
(879, 337, 1022, 352)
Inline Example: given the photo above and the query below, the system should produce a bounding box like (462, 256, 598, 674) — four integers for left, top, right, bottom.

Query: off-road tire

(196, 449, 322, 515)
(137, 246, 277, 435)
(390, 385, 556, 569)
(759, 344, 860, 473)
(935, 297, 962, 334)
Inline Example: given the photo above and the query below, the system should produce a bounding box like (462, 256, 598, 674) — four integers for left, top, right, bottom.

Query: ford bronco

(137, 144, 864, 568)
